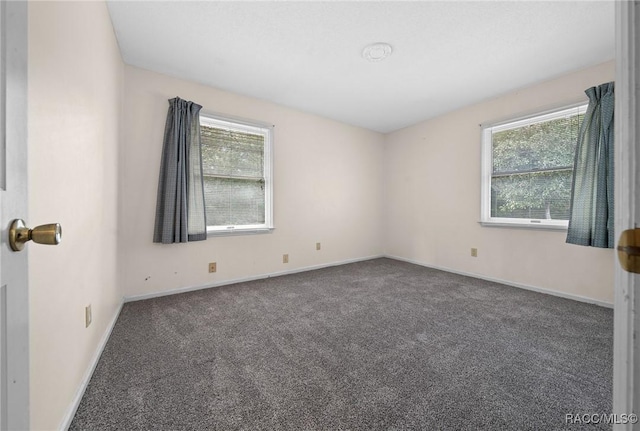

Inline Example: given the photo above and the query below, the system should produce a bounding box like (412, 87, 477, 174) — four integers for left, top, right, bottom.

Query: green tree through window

(483, 105, 586, 225)
(199, 114, 273, 233)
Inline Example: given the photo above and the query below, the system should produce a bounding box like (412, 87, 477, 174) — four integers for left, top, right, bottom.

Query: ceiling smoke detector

(362, 43, 393, 62)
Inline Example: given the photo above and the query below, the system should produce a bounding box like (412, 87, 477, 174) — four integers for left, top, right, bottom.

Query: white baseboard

(59, 299, 124, 431)
(124, 253, 613, 309)
(124, 255, 385, 303)
(385, 254, 613, 309)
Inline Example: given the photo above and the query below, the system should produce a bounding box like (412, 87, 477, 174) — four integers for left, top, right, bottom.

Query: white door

(0, 2, 29, 430)
(613, 1, 640, 429)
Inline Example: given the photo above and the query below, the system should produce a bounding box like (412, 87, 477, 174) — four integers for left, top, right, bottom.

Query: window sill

(479, 220, 568, 231)
(207, 227, 275, 237)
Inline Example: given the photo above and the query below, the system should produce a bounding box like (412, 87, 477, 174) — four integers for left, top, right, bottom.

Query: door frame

(613, 0, 639, 428)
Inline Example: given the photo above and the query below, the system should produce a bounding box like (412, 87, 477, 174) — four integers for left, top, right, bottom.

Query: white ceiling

(106, 1, 615, 133)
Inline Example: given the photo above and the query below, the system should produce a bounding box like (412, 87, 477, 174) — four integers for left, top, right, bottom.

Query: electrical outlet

(209, 262, 217, 273)
(283, 254, 289, 264)
(316, 242, 321, 251)
(85, 304, 92, 328)
(471, 248, 478, 257)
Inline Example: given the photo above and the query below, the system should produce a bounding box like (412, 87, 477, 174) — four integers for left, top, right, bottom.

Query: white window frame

(200, 112, 274, 236)
(480, 103, 588, 229)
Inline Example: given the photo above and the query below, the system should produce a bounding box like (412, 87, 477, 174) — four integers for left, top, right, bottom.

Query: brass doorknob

(9, 219, 62, 252)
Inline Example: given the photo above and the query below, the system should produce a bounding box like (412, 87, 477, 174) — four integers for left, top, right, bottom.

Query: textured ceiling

(107, 1, 615, 133)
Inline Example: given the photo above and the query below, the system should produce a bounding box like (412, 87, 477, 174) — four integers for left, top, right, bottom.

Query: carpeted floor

(70, 258, 613, 430)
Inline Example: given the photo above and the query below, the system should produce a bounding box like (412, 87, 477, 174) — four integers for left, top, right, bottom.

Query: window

(481, 104, 587, 229)
(200, 114, 273, 235)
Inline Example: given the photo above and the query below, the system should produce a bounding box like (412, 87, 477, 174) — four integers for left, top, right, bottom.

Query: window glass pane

(201, 126, 264, 178)
(491, 170, 572, 220)
(492, 113, 583, 174)
(204, 177, 265, 226)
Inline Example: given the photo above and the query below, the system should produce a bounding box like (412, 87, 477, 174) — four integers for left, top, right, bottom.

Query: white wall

(120, 66, 385, 298)
(28, 2, 123, 429)
(383, 61, 616, 304)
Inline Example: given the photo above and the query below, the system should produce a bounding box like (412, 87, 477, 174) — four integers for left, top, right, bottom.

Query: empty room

(2, 0, 639, 430)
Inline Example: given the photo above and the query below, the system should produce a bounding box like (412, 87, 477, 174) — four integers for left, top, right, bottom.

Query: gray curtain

(153, 97, 207, 243)
(566, 82, 615, 248)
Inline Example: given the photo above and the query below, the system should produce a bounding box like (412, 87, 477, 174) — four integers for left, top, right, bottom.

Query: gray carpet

(70, 258, 613, 430)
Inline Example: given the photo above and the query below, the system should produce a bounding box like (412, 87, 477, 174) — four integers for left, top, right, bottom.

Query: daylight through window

(481, 104, 587, 228)
(200, 114, 273, 234)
